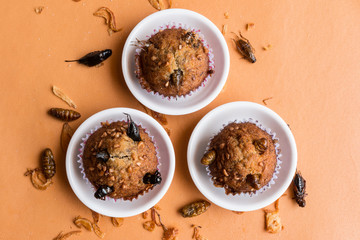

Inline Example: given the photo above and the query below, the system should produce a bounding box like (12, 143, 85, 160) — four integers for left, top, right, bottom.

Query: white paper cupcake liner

(204, 118, 282, 197)
(77, 118, 161, 202)
(134, 22, 215, 100)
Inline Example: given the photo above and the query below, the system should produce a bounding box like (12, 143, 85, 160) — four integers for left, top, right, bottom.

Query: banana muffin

(82, 114, 161, 201)
(135, 28, 212, 97)
(201, 122, 277, 194)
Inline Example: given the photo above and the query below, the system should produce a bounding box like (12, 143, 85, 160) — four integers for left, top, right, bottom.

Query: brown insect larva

(41, 148, 56, 179)
(48, 108, 81, 121)
(180, 200, 211, 218)
(201, 150, 216, 165)
(253, 138, 268, 154)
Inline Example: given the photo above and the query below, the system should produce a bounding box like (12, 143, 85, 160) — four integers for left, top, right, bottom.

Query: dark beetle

(65, 49, 112, 67)
(41, 148, 56, 179)
(124, 113, 141, 142)
(48, 108, 81, 122)
(182, 31, 195, 44)
(293, 171, 307, 207)
(143, 170, 162, 185)
(94, 185, 114, 200)
(96, 149, 110, 162)
(232, 31, 256, 63)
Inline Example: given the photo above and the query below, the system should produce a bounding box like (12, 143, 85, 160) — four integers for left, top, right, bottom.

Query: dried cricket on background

(111, 217, 124, 227)
(293, 170, 307, 207)
(224, 12, 229, 19)
(91, 210, 100, 224)
(148, 0, 172, 10)
(148, 0, 162, 10)
(65, 49, 112, 67)
(73, 215, 105, 238)
(34, 6, 44, 14)
(72, 0, 82, 2)
(142, 211, 149, 219)
(262, 97, 273, 105)
(246, 23, 254, 31)
(48, 108, 81, 121)
(41, 148, 56, 179)
(151, 207, 162, 226)
(222, 24, 228, 35)
(52, 86, 77, 109)
(153, 209, 179, 240)
(180, 200, 211, 218)
(192, 225, 208, 240)
(163, 227, 179, 240)
(74, 216, 93, 231)
(53, 230, 81, 240)
(92, 222, 105, 239)
(24, 168, 53, 190)
(93, 7, 122, 36)
(61, 123, 74, 152)
(263, 44, 272, 51)
(264, 198, 283, 233)
(232, 31, 256, 63)
(143, 221, 156, 232)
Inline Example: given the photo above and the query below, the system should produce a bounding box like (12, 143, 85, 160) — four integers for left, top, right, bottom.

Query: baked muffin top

(202, 122, 277, 194)
(135, 28, 211, 97)
(83, 120, 159, 200)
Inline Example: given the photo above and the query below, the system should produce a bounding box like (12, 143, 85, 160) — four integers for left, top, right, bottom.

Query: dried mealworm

(52, 86, 77, 109)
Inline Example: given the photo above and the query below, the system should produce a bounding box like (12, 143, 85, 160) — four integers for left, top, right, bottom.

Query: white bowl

(122, 9, 230, 115)
(187, 102, 297, 211)
(66, 108, 175, 217)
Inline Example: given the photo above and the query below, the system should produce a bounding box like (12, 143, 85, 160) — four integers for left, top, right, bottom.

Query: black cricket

(65, 49, 112, 67)
(293, 171, 307, 207)
(94, 185, 114, 200)
(124, 113, 141, 142)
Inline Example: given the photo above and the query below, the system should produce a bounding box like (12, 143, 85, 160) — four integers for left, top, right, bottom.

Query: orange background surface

(1, 0, 359, 239)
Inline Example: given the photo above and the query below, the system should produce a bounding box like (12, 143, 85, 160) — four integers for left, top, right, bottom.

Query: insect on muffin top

(202, 122, 278, 194)
(135, 28, 213, 97)
(82, 115, 161, 201)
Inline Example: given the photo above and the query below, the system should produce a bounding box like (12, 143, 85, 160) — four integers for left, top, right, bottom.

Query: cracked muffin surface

(83, 121, 158, 200)
(202, 122, 277, 194)
(135, 28, 211, 97)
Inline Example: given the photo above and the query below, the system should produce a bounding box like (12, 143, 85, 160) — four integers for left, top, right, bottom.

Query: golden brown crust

(83, 121, 158, 200)
(207, 122, 277, 194)
(135, 28, 210, 97)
